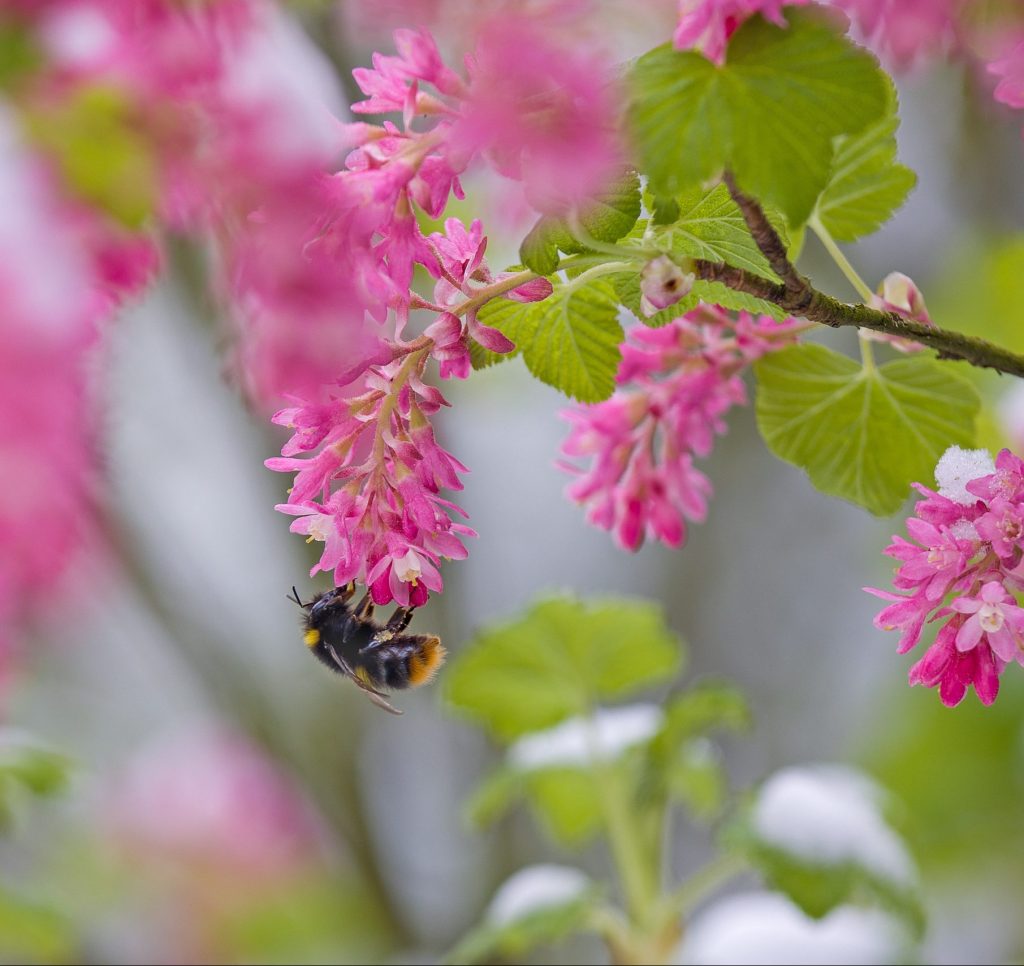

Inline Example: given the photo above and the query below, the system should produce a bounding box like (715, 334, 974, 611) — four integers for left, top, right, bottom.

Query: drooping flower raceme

(866, 445, 1024, 707)
(560, 306, 800, 552)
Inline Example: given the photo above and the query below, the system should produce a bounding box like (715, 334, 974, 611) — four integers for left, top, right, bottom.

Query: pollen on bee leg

(304, 628, 321, 647)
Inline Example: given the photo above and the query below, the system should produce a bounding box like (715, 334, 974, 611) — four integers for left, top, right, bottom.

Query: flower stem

(809, 217, 875, 303)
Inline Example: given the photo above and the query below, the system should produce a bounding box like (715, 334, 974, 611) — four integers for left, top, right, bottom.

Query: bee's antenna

(289, 586, 304, 608)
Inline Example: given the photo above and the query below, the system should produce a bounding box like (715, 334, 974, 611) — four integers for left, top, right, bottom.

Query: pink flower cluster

(266, 217, 548, 607)
(560, 306, 800, 551)
(867, 446, 1024, 707)
(674, 0, 810, 63)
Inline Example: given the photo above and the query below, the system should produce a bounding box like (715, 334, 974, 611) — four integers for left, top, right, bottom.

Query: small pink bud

(507, 277, 554, 303)
(640, 256, 694, 317)
(880, 272, 930, 325)
(468, 316, 515, 354)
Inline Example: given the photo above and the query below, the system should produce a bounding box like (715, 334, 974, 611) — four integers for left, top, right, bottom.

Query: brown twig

(692, 172, 1024, 379)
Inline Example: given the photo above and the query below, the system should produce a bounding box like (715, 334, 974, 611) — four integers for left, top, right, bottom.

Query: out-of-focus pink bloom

(990, 41, 1024, 108)
(560, 305, 800, 551)
(868, 445, 1024, 706)
(866, 272, 932, 353)
(674, 0, 810, 63)
(451, 16, 623, 212)
(107, 728, 325, 880)
(832, 0, 961, 68)
(0, 112, 116, 679)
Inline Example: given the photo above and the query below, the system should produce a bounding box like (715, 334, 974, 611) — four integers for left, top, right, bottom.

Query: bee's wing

(326, 644, 403, 716)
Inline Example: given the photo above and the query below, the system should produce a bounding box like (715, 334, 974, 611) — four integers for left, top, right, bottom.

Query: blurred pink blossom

(674, 0, 810, 63)
(107, 728, 326, 879)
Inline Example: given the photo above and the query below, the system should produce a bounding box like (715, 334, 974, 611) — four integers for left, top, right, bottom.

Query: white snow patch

(935, 446, 994, 505)
(486, 864, 591, 927)
(676, 892, 906, 965)
(507, 704, 663, 771)
(751, 765, 914, 885)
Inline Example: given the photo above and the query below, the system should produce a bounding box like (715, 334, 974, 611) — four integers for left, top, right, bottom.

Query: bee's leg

(360, 606, 414, 653)
(336, 581, 357, 603)
(386, 606, 415, 635)
(353, 591, 375, 621)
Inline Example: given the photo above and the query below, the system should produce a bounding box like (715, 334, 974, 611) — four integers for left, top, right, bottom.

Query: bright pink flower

(561, 306, 799, 551)
(869, 446, 1024, 706)
(674, 0, 810, 63)
(951, 581, 1024, 664)
(908, 619, 1002, 707)
(990, 41, 1024, 108)
(267, 345, 475, 606)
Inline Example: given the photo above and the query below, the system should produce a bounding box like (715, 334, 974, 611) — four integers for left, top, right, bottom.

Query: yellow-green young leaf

(0, 889, 75, 965)
(518, 170, 641, 272)
(26, 86, 157, 228)
(813, 77, 916, 240)
(521, 280, 623, 402)
(526, 768, 605, 846)
(652, 183, 784, 279)
(755, 345, 980, 515)
(446, 874, 599, 965)
(630, 10, 889, 225)
(444, 596, 684, 741)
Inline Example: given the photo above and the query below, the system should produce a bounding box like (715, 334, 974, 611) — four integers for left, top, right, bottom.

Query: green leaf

(0, 887, 75, 964)
(519, 219, 562, 276)
(518, 170, 641, 271)
(665, 744, 728, 821)
(0, 733, 72, 831)
(663, 681, 751, 739)
(630, 10, 889, 224)
(26, 86, 157, 227)
(444, 596, 684, 741)
(653, 183, 783, 279)
(755, 345, 980, 515)
(525, 768, 605, 846)
(472, 280, 622, 399)
(522, 280, 623, 402)
(813, 79, 916, 241)
(446, 871, 600, 965)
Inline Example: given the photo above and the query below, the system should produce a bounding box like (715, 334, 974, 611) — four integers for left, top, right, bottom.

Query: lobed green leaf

(630, 10, 889, 225)
(755, 345, 979, 515)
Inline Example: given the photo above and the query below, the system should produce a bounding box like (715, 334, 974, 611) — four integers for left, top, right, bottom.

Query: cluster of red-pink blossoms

(264, 19, 625, 606)
(266, 215, 550, 607)
(867, 447, 1024, 707)
(559, 307, 801, 552)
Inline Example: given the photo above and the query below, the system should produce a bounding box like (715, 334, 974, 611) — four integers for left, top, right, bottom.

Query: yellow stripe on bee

(354, 665, 373, 685)
(408, 637, 446, 687)
(304, 628, 321, 648)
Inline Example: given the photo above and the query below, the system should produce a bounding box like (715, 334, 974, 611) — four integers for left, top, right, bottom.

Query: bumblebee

(291, 583, 445, 715)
